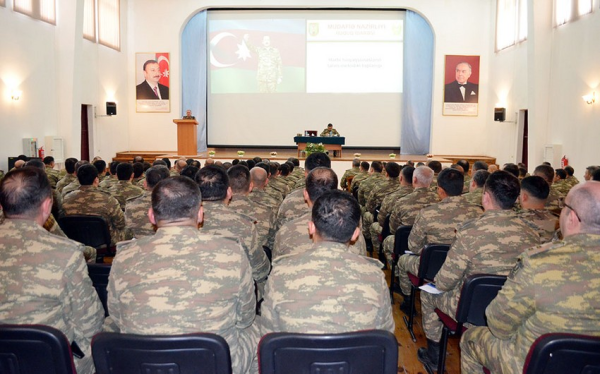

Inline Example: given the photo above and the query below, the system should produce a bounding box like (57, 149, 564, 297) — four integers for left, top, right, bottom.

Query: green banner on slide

(210, 67, 305, 94)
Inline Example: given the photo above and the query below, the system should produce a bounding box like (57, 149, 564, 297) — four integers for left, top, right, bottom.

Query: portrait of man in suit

(136, 60, 170, 100)
(444, 61, 479, 103)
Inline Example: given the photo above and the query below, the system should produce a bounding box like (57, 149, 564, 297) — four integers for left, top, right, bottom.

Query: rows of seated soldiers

(1, 153, 599, 374)
(344, 157, 600, 372)
(0, 152, 394, 374)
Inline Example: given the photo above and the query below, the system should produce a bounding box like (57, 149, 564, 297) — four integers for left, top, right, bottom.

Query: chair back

(418, 243, 451, 282)
(0, 324, 76, 374)
(58, 215, 112, 249)
(393, 225, 413, 257)
(87, 263, 111, 317)
(455, 274, 507, 326)
(92, 332, 232, 374)
(258, 330, 398, 374)
(523, 333, 600, 374)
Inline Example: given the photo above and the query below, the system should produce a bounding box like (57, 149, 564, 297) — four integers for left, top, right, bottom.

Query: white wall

(1, 0, 598, 178)
(0, 0, 128, 172)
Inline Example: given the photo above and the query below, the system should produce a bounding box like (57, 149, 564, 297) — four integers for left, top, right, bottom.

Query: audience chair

(0, 324, 76, 374)
(433, 274, 507, 374)
(377, 214, 392, 269)
(346, 175, 354, 192)
(523, 333, 600, 374)
(58, 215, 114, 262)
(258, 330, 398, 374)
(403, 243, 451, 342)
(87, 263, 111, 317)
(92, 332, 232, 374)
(389, 225, 412, 303)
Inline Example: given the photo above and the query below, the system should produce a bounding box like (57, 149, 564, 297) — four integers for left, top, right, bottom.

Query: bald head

(250, 167, 268, 188)
(14, 160, 26, 169)
(561, 182, 600, 236)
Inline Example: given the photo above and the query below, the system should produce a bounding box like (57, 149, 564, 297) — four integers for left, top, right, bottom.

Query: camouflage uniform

(350, 171, 369, 190)
(517, 208, 559, 243)
(247, 42, 282, 93)
(369, 185, 414, 249)
(463, 175, 471, 193)
(56, 173, 76, 195)
(340, 166, 360, 190)
(357, 173, 386, 207)
(565, 175, 580, 189)
(381, 187, 438, 262)
(248, 187, 282, 212)
(272, 211, 367, 260)
(229, 194, 275, 248)
(463, 188, 484, 208)
(266, 176, 290, 198)
(420, 209, 540, 342)
(201, 201, 270, 290)
(124, 192, 155, 238)
(62, 185, 132, 245)
(396, 196, 483, 294)
(109, 226, 260, 374)
(0, 219, 104, 374)
(61, 179, 81, 197)
(98, 176, 118, 190)
(274, 188, 306, 231)
(0, 170, 4, 181)
(362, 179, 401, 241)
(460, 234, 600, 374)
(135, 176, 146, 188)
(552, 179, 571, 196)
(545, 187, 562, 214)
(260, 241, 394, 335)
(45, 166, 61, 188)
(107, 180, 144, 210)
(320, 128, 341, 137)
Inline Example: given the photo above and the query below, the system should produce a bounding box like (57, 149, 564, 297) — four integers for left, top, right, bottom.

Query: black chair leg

(389, 259, 396, 303)
(437, 327, 450, 374)
(402, 285, 417, 342)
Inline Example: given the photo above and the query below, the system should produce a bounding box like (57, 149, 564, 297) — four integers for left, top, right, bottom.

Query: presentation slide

(207, 10, 405, 148)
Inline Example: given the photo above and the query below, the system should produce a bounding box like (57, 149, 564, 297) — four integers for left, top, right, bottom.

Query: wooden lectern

(172, 119, 198, 155)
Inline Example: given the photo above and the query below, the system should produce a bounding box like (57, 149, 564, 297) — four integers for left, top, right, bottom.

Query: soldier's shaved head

(311, 190, 360, 243)
(0, 167, 52, 219)
(305, 167, 338, 203)
(250, 167, 268, 188)
(563, 182, 600, 235)
(152, 176, 202, 223)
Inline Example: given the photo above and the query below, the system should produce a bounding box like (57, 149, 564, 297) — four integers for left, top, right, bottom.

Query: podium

(172, 119, 198, 155)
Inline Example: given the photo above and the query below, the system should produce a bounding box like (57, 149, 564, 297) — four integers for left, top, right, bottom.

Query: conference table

(293, 136, 346, 158)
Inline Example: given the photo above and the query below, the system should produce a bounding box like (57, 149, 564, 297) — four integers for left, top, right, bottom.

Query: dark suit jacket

(136, 81, 169, 100)
(444, 81, 479, 103)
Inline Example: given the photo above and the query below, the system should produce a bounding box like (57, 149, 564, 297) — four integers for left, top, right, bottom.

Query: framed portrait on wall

(443, 55, 480, 116)
(135, 52, 170, 113)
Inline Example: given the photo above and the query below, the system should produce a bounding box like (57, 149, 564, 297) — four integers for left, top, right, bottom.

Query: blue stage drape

(401, 11, 434, 155)
(182, 10, 208, 153)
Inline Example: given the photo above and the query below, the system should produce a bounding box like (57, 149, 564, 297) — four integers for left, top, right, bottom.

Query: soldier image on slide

(243, 34, 282, 93)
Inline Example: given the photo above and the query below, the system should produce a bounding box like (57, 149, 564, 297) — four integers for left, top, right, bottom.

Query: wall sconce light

(11, 90, 22, 101)
(582, 92, 596, 104)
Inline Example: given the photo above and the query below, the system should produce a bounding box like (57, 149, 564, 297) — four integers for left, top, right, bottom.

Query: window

(83, 0, 120, 51)
(555, 0, 593, 26)
(83, 0, 96, 42)
(13, 0, 56, 24)
(496, 0, 527, 51)
(98, 0, 120, 50)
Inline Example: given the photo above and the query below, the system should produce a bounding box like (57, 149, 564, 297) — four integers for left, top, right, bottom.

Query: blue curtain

(401, 11, 434, 155)
(182, 11, 208, 153)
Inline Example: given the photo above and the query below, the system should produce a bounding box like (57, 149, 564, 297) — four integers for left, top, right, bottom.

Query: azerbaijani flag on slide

(209, 20, 306, 94)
